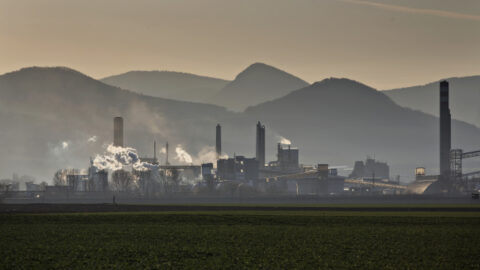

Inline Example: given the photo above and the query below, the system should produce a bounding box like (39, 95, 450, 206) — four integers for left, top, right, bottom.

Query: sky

(0, 0, 479, 89)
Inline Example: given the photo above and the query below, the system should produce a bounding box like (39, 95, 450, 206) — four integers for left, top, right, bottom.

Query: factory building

(114, 116, 124, 147)
(25, 181, 43, 192)
(67, 174, 88, 192)
(277, 164, 345, 196)
(217, 156, 259, 181)
(256, 121, 265, 168)
(265, 143, 301, 175)
(349, 158, 390, 180)
(202, 163, 214, 178)
(0, 179, 20, 192)
(201, 163, 215, 189)
(133, 169, 155, 196)
(88, 170, 109, 192)
(111, 170, 134, 191)
(277, 143, 299, 171)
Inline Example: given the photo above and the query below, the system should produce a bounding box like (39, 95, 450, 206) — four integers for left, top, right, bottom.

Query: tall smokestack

(113, 117, 124, 147)
(154, 140, 156, 160)
(165, 141, 170, 165)
(256, 121, 265, 168)
(216, 124, 222, 159)
(439, 80, 451, 180)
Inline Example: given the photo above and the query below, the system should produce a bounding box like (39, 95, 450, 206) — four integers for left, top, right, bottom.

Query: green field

(1, 210, 479, 269)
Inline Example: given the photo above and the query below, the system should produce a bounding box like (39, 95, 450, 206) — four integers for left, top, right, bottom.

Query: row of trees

(53, 168, 183, 194)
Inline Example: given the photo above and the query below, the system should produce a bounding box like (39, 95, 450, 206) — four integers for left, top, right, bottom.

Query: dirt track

(1, 203, 479, 214)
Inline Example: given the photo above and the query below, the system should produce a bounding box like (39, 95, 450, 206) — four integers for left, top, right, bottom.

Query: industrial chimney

(154, 140, 157, 161)
(256, 121, 265, 168)
(113, 117, 124, 147)
(165, 141, 170, 165)
(216, 124, 222, 159)
(439, 80, 451, 180)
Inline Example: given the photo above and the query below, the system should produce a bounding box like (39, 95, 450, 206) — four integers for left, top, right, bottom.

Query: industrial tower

(256, 121, 265, 168)
(439, 81, 451, 181)
(113, 117, 124, 147)
(216, 124, 221, 159)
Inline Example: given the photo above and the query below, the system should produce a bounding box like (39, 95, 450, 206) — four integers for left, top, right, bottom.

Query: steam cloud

(174, 145, 193, 164)
(62, 141, 69, 149)
(94, 143, 227, 171)
(277, 136, 291, 145)
(330, 165, 353, 171)
(50, 140, 71, 156)
(92, 144, 156, 171)
(158, 144, 228, 165)
(194, 146, 228, 164)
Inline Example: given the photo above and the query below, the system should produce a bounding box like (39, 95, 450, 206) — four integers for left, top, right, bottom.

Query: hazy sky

(1, 0, 479, 89)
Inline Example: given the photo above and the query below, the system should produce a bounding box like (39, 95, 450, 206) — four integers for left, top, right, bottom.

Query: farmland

(1, 208, 479, 269)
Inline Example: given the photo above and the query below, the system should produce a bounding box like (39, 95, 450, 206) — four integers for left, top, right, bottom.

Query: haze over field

(1, 66, 480, 183)
(0, 0, 479, 184)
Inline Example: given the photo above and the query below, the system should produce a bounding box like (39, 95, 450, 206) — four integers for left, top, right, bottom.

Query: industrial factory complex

(1, 81, 480, 203)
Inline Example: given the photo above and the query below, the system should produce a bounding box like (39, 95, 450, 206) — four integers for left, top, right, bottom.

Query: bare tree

(170, 168, 181, 193)
(53, 170, 65, 186)
(111, 170, 134, 192)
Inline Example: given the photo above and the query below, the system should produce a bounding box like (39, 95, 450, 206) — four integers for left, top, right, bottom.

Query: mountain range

(102, 65, 480, 130)
(384, 76, 480, 128)
(102, 63, 309, 112)
(1, 66, 480, 183)
(101, 71, 229, 104)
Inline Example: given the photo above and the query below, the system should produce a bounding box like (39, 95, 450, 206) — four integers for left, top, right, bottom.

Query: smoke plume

(277, 135, 291, 145)
(92, 144, 156, 171)
(194, 146, 228, 164)
(174, 145, 193, 164)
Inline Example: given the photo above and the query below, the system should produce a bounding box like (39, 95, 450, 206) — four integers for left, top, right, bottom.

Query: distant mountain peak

(243, 62, 276, 72)
(244, 76, 398, 114)
(312, 77, 369, 88)
(2, 66, 106, 88)
(104, 70, 229, 82)
(234, 62, 305, 82)
(210, 63, 309, 111)
(3, 66, 85, 77)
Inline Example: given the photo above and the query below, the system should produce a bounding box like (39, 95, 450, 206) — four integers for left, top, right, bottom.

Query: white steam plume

(194, 146, 228, 164)
(174, 145, 193, 164)
(93, 144, 156, 171)
(329, 165, 353, 171)
(62, 141, 69, 149)
(87, 136, 98, 143)
(50, 140, 71, 156)
(277, 135, 291, 145)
